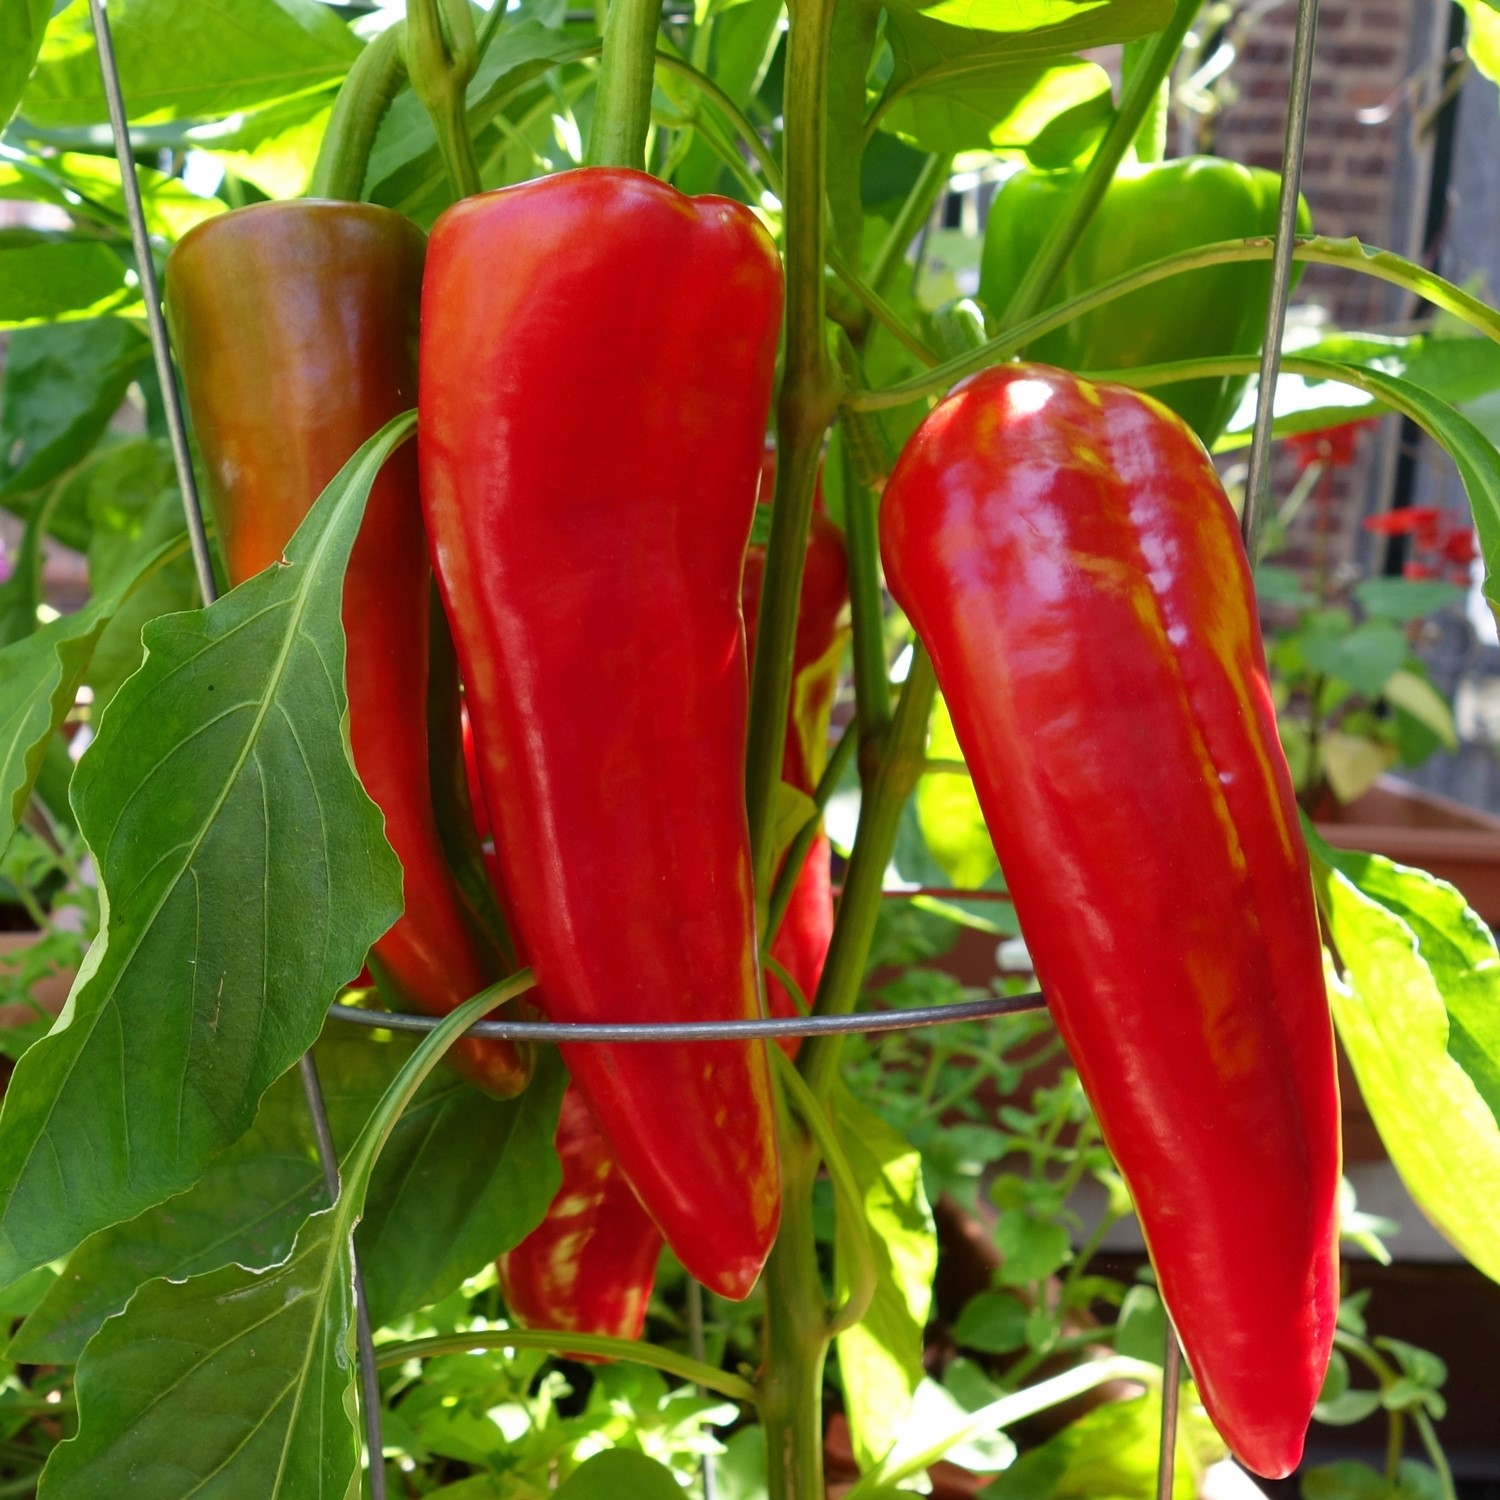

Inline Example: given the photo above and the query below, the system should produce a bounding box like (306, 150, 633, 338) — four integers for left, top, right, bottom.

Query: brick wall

(1208, 0, 1448, 573)
(1214, 0, 1439, 324)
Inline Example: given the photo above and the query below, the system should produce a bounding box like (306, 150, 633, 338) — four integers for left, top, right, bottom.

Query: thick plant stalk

(744, 0, 840, 910)
(588, 0, 665, 168)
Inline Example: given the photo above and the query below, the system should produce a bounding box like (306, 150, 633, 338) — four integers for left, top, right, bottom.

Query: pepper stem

(308, 22, 408, 202)
(406, 0, 482, 199)
(586, 0, 665, 169)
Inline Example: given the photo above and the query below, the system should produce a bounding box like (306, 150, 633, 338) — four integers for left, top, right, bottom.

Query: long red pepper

(498, 1084, 663, 1349)
(743, 511, 849, 1048)
(166, 201, 529, 1098)
(879, 364, 1341, 1478)
(418, 168, 783, 1299)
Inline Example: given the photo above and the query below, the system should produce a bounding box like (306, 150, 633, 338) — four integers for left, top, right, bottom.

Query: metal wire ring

(327, 989, 1048, 1042)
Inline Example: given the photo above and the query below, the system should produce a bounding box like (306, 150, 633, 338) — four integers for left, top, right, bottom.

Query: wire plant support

(81, 0, 1328, 1483)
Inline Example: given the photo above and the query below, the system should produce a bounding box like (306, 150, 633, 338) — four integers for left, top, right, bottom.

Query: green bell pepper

(978, 156, 1313, 446)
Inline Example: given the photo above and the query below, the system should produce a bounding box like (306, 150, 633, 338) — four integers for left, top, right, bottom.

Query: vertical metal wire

(85, 0, 216, 608)
(686, 1280, 717, 1500)
(300, 1055, 388, 1500)
(1155, 1321, 1183, 1500)
(1240, 0, 1323, 560)
(86, 4, 386, 1491)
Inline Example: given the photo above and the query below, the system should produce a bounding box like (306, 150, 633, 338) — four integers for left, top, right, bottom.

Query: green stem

(869, 153, 953, 295)
(760, 1131, 831, 1500)
(766, 724, 856, 943)
(477, 0, 507, 56)
(833, 338, 896, 748)
(376, 1328, 756, 1401)
(1386, 1407, 1406, 1483)
(655, 49, 782, 195)
(999, 1329, 1109, 1394)
(999, 0, 1200, 331)
(1123, 37, 1171, 165)
(852, 234, 1500, 411)
(310, 23, 409, 201)
(587, 0, 665, 167)
(801, 647, 937, 1100)
(744, 0, 840, 911)
(1414, 1410, 1459, 1500)
(406, 0, 481, 198)
(849, 1356, 1159, 1498)
(827, 250, 939, 364)
(771, 1047, 877, 1335)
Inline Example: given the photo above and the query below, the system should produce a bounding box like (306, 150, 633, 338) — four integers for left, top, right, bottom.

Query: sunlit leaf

(833, 1084, 937, 1473)
(1309, 827, 1500, 1281)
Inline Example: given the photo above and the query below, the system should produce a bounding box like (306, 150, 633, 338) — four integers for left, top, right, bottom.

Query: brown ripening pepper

(166, 201, 529, 1097)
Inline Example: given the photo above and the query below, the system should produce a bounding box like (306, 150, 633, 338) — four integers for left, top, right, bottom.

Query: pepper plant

(3, 0, 1500, 1497)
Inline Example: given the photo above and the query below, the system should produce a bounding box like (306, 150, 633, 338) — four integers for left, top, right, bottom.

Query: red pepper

(166, 201, 529, 1098)
(879, 364, 1341, 1479)
(418, 168, 783, 1299)
(498, 1084, 663, 1350)
(743, 511, 849, 1047)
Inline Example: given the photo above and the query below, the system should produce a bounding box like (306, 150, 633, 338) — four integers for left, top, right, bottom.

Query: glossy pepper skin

(418, 169, 783, 1300)
(978, 158, 1311, 446)
(166, 201, 529, 1098)
(879, 364, 1340, 1478)
(743, 512, 849, 1047)
(498, 1084, 663, 1350)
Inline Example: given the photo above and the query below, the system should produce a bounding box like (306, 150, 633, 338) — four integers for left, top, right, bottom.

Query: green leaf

(832, 1083, 937, 1474)
(11, 1028, 563, 1362)
(366, 21, 594, 205)
(0, 0, 50, 130)
(953, 1289, 1030, 1354)
(1308, 827, 1500, 1281)
(37, 977, 524, 1498)
(1112, 1284, 1166, 1365)
(1297, 619, 1408, 698)
(0, 416, 411, 1285)
(80, 444, 197, 711)
(986, 1388, 1223, 1499)
(1381, 670, 1457, 751)
(1217, 329, 1500, 448)
(993, 1209, 1070, 1287)
(0, 491, 56, 648)
(9, 1049, 334, 1366)
(1285, 360, 1500, 630)
(0, 230, 137, 328)
(1457, 0, 1500, 84)
(554, 1450, 684, 1499)
(1354, 576, 1466, 620)
(22, 0, 360, 127)
(1255, 563, 1319, 609)
(1302, 1459, 1444, 1500)
(878, 57, 1112, 157)
(0, 558, 156, 850)
(0, 319, 150, 508)
(916, 694, 999, 889)
(356, 1045, 565, 1329)
(875, 0, 1166, 152)
(0, 152, 225, 241)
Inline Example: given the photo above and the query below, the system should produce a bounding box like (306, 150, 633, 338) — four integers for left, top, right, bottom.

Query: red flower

(1441, 528, 1478, 566)
(1284, 419, 1378, 472)
(1363, 505, 1441, 537)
